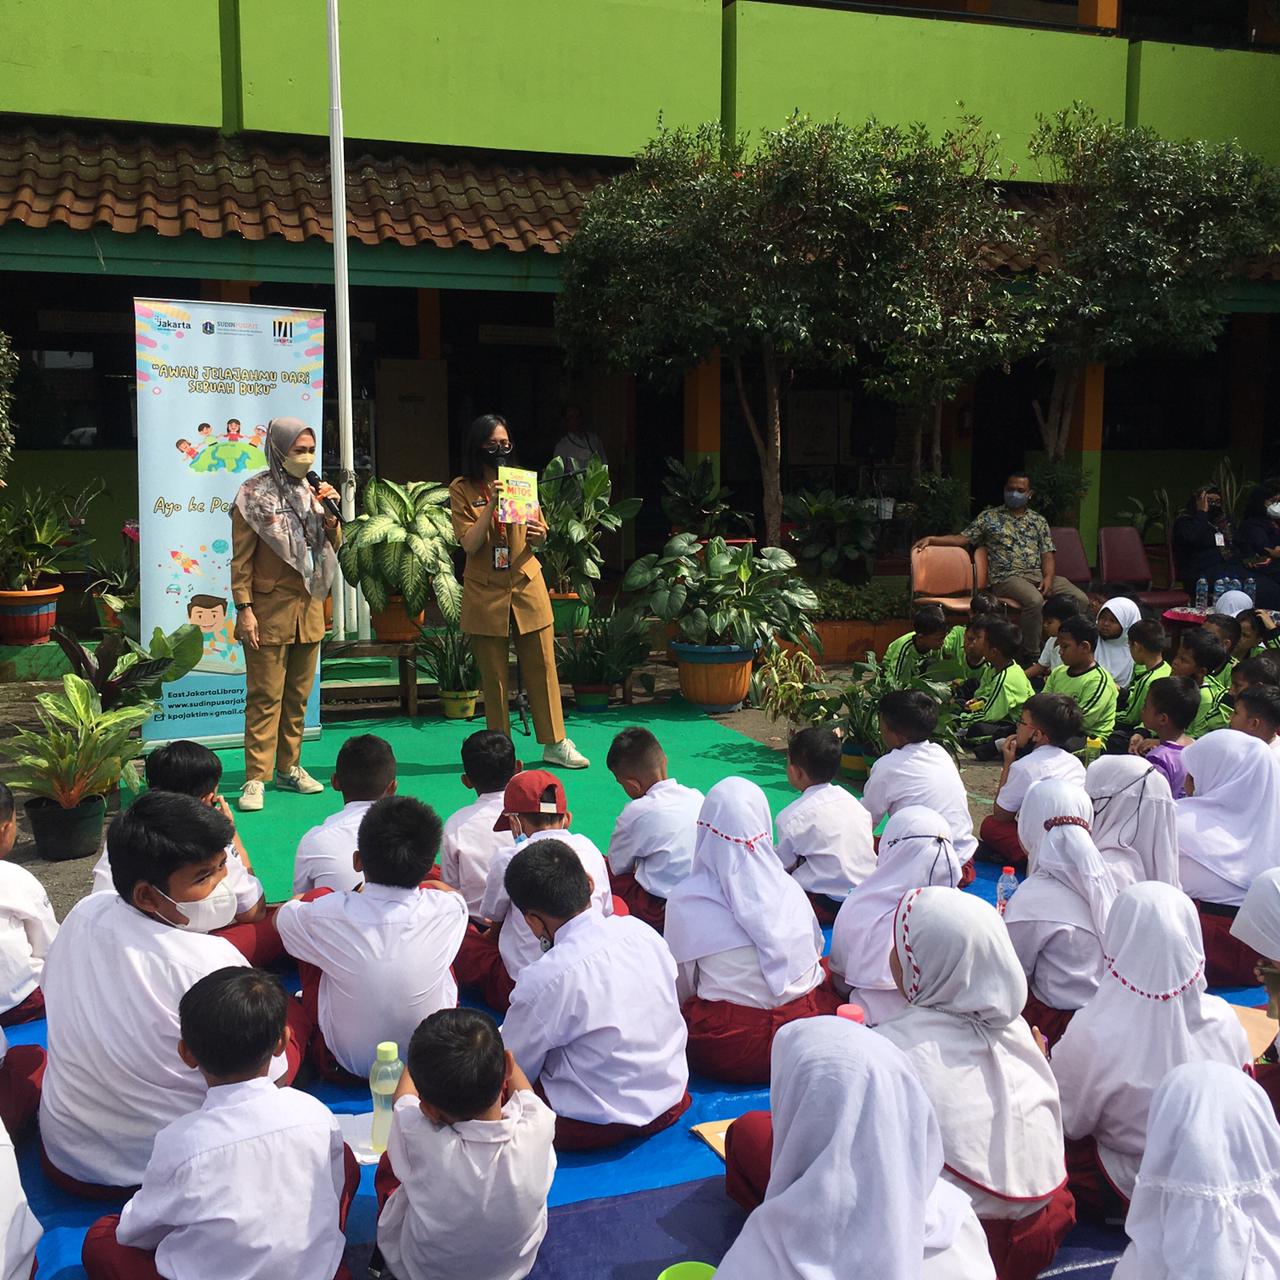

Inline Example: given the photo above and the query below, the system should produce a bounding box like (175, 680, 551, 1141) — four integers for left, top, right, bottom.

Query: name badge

(492, 545, 511, 571)
(1215, 532, 1226, 548)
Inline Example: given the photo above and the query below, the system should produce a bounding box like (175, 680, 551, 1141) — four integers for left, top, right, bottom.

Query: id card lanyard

(487, 483, 511, 571)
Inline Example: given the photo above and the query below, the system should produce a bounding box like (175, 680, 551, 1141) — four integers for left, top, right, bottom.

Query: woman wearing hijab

(719, 1018, 996, 1280)
(1003, 780, 1118, 1048)
(1230, 866, 1280, 1117)
(1085, 757, 1179, 891)
(1095, 597, 1141, 692)
(1051, 882, 1251, 1225)
(828, 805, 962, 1026)
(230, 418, 340, 812)
(1213, 588, 1255, 618)
(875, 889, 1074, 1280)
(664, 778, 836, 1084)
(1112, 1062, 1280, 1280)
(1176, 730, 1280, 984)
(1236, 482, 1280, 594)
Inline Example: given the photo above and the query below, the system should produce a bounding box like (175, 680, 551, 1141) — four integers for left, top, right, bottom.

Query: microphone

(306, 472, 344, 523)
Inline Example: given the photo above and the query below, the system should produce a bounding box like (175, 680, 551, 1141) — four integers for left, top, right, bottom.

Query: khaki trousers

(470, 625, 565, 746)
(243, 640, 321, 781)
(993, 572, 1090, 658)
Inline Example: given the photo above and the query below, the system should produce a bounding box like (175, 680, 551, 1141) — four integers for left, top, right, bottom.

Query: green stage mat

(219, 701, 794, 901)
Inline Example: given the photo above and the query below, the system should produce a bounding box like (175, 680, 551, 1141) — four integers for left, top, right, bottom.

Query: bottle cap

(375, 1041, 399, 1063)
(1001, 867, 1015, 876)
(836, 1004, 866, 1024)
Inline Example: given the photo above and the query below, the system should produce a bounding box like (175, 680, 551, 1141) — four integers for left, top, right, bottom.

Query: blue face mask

(513, 830, 528, 846)
(1004, 490, 1030, 510)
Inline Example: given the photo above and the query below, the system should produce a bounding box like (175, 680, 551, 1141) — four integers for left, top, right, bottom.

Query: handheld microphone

(306, 471, 344, 523)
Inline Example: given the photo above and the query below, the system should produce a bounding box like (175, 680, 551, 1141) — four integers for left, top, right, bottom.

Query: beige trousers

(993, 572, 1090, 658)
(470, 625, 565, 746)
(242, 640, 321, 781)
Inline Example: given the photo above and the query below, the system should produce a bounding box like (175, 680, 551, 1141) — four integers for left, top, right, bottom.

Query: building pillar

(1078, 0, 1119, 28)
(1229, 314, 1270, 470)
(1066, 363, 1105, 567)
(683, 350, 721, 476)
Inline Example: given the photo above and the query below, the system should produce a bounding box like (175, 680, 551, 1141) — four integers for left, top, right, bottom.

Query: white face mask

(157, 878, 237, 933)
(1267, 503, 1280, 520)
(281, 451, 315, 479)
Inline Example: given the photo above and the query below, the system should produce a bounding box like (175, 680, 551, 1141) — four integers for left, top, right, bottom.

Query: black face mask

(483, 441, 514, 459)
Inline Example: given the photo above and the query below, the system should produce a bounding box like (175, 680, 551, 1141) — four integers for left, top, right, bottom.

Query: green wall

(5, 452, 138, 564)
(237, 0, 721, 156)
(723, 2, 1129, 170)
(0, 0, 223, 128)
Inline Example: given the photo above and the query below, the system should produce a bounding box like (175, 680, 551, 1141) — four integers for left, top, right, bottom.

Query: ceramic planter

(24, 793, 106, 861)
(439, 690, 479, 720)
(839, 742, 874, 787)
(550, 592, 589, 636)
(369, 598, 425, 643)
(671, 641, 754, 713)
(0, 584, 64, 645)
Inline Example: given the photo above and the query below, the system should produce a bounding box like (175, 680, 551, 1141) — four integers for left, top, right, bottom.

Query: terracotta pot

(871, 619, 912, 656)
(671, 641, 754, 713)
(0, 584, 64, 645)
(439, 689, 479, 720)
(92, 593, 123, 632)
(573, 683, 612, 711)
(550, 592, 589, 636)
(369, 598, 425, 643)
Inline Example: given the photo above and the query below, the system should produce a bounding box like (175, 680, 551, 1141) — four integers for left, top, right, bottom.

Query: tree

(1026, 104, 1280, 459)
(0, 331, 16, 488)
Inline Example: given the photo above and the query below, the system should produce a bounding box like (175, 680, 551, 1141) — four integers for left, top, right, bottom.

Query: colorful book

(497, 466, 541, 525)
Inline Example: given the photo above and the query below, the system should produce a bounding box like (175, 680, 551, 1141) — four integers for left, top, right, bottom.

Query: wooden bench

(322, 640, 420, 716)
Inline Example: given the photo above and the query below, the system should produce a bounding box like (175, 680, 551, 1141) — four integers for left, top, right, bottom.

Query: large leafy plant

(783, 488, 878, 583)
(416, 622, 479, 692)
(51, 623, 203, 711)
(660, 456, 752, 540)
(810, 580, 912, 623)
(0, 487, 79, 589)
(750, 646, 826, 724)
(338, 478, 462, 620)
(555, 605, 653, 688)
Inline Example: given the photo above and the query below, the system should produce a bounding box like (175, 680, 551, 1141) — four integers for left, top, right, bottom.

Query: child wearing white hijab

(827, 805, 963, 1025)
(664, 778, 835, 1084)
(1084, 757, 1180, 891)
(1112, 1062, 1280, 1280)
(1176, 729, 1280, 983)
(1051, 882, 1251, 1223)
(1230, 865, 1280, 1117)
(1096, 597, 1142, 691)
(1004, 779, 1118, 1048)
(719, 1018, 995, 1280)
(875, 889, 1073, 1280)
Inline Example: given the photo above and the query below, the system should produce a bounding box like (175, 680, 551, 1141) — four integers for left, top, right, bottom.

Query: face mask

(538, 935, 553, 953)
(281, 451, 315, 479)
(483, 442, 513, 459)
(513, 829, 528, 846)
(1268, 503, 1280, 520)
(156, 878, 237, 933)
(1004, 490, 1029, 510)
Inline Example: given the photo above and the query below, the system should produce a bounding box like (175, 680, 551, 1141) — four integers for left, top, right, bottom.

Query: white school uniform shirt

(441, 791, 513, 916)
(860, 741, 978, 865)
(378, 1089, 556, 1280)
(501, 911, 689, 1127)
(92, 839, 263, 914)
(292, 799, 373, 895)
(995, 745, 1086, 815)
(115, 1078, 346, 1280)
(481, 829, 613, 983)
(606, 779, 704, 900)
(775, 782, 875, 897)
(0, 1124, 40, 1280)
(39, 893, 285, 1187)
(0, 861, 57, 1012)
(274, 883, 468, 1077)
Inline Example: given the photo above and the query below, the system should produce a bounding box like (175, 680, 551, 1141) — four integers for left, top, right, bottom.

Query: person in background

(1171, 483, 1267, 602)
(956, 617, 1035, 760)
(440, 730, 518, 918)
(1235, 482, 1280, 594)
(1238, 607, 1280, 657)
(1084, 757, 1180, 891)
(1230, 652, 1280, 699)
(1093, 598, 1141, 693)
(1024, 592, 1085, 684)
(1044, 615, 1119, 742)
(933, 591, 1003, 685)
(550, 403, 606, 478)
(1200, 613, 1242, 679)
(915, 471, 1088, 659)
(1228, 867, 1280, 1116)
(0, 781, 57, 1025)
(1229, 683, 1280, 761)
(1169, 629, 1232, 738)
(1107, 619, 1170, 754)
(1128, 675, 1199, 798)
(882, 603, 950, 684)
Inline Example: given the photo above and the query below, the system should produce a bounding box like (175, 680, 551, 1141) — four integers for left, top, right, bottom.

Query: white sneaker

(238, 780, 265, 812)
(275, 765, 325, 795)
(543, 738, 590, 770)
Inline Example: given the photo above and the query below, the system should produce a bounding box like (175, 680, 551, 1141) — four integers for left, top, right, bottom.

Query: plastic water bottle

(836, 1003, 866, 1024)
(996, 867, 1019, 916)
(1246, 577, 1258, 603)
(1195, 577, 1209, 610)
(1231, 577, 1243, 595)
(369, 1040, 403, 1154)
(1213, 577, 1227, 606)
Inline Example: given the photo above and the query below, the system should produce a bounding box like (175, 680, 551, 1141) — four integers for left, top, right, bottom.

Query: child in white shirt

(0, 782, 57, 1024)
(775, 727, 874, 924)
(83, 967, 353, 1280)
(0, 1121, 40, 1279)
(377, 1008, 556, 1280)
(293, 732, 397, 895)
(275, 796, 468, 1080)
(605, 727, 703, 932)
(440, 730, 518, 916)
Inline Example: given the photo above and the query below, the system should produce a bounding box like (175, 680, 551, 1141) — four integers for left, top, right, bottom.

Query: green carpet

(218, 700, 794, 901)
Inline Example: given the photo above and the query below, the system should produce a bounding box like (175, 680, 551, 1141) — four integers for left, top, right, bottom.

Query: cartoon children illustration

(197, 423, 214, 440)
(187, 594, 240, 670)
(224, 418, 243, 442)
(175, 438, 198, 461)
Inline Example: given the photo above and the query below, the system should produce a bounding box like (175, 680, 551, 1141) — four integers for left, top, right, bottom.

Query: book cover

(497, 466, 541, 524)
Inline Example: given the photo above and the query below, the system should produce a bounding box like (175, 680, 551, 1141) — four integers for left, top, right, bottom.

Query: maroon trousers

(536, 1084, 691, 1152)
(0, 987, 45, 1027)
(212, 907, 285, 968)
(723, 1109, 772, 1211)
(1064, 1135, 1130, 1226)
(609, 870, 667, 932)
(977, 815, 1025, 870)
(1195, 901, 1265, 987)
(1021, 992, 1077, 1052)
(454, 923, 517, 1014)
(0, 1045, 44, 1138)
(805, 892, 842, 928)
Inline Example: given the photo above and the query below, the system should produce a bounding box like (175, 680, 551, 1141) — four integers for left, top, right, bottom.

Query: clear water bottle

(1246, 577, 1258, 603)
(996, 867, 1019, 916)
(1231, 577, 1242, 595)
(369, 1040, 403, 1154)
(1195, 577, 1209, 610)
(1214, 577, 1227, 605)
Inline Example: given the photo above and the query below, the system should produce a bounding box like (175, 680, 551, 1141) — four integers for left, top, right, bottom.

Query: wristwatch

(238, 602, 253, 611)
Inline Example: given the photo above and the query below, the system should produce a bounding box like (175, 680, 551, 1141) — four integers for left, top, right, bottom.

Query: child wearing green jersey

(1170, 629, 1232, 738)
(1044, 614, 1119, 741)
(957, 618, 1035, 760)
(1201, 613, 1241, 687)
(1106, 618, 1171, 753)
(882, 605, 949, 686)
(1230, 654, 1280, 699)
(932, 592, 1003, 688)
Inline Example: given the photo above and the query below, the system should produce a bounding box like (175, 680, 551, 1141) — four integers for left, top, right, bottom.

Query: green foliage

(1212, 456, 1251, 523)
(0, 331, 16, 488)
(660, 457, 752, 540)
(623, 533, 818, 650)
(1116, 487, 1176, 544)
(337, 478, 461, 620)
(750, 646, 826, 724)
(0, 674, 150, 806)
(0, 487, 81, 589)
(537, 456, 642, 601)
(51, 623, 202, 712)
(810, 580, 911, 623)
(1028, 459, 1090, 525)
(783, 488, 878, 583)
(416, 622, 478, 692)
(910, 473, 972, 537)
(554, 605, 653, 688)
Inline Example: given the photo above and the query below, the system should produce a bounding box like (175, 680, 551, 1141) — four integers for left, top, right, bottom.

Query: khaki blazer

(449, 476, 553, 637)
(230, 506, 340, 645)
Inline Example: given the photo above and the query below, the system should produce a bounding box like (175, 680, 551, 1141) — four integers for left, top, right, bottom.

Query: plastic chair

(1049, 526, 1093, 589)
(972, 547, 1024, 619)
(1098, 526, 1189, 609)
(910, 545, 974, 618)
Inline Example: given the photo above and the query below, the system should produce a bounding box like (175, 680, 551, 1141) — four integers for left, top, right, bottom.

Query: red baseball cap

(494, 769, 567, 832)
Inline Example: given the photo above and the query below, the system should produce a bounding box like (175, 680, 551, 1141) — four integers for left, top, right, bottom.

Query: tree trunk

(1032, 364, 1080, 461)
(905, 410, 923, 482)
(731, 352, 784, 548)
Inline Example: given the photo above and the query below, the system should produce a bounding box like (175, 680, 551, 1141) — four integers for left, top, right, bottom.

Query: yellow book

(497, 466, 540, 525)
(691, 1118, 735, 1161)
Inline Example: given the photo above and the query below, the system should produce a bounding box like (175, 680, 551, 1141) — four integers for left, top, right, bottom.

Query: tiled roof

(0, 128, 607, 252)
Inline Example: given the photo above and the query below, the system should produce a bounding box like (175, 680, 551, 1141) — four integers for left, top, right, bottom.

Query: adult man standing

(915, 472, 1088, 658)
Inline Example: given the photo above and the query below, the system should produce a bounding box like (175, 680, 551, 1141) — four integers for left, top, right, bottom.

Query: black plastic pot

(24, 794, 106, 861)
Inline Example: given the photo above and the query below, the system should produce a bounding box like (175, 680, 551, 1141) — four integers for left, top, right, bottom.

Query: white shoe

(543, 738, 590, 769)
(238, 780, 265, 812)
(275, 765, 325, 795)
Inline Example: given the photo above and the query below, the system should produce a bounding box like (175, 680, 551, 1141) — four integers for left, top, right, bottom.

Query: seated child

(1230, 867, 1280, 1117)
(1230, 652, 1280, 697)
(665, 778, 836, 1085)
(0, 1025, 45, 1139)
(882, 603, 949, 684)
(456, 771, 613, 1014)
(1201, 612, 1242, 681)
(774, 727, 875, 924)
(957, 617, 1035, 760)
(41, 792, 301, 1194)
(1024, 592, 1084, 683)
(294, 733, 396, 895)
(1230, 684, 1280, 760)
(1093, 597, 1141, 692)
(1238, 607, 1280, 658)
(377, 1009, 556, 1280)
(976, 693, 1086, 868)
(605, 727, 703, 932)
(1169, 629, 1232, 738)
(1106, 618, 1170, 753)
(1084, 756, 1180, 890)
(1128, 675, 1199, 798)
(1044, 614, 1119, 742)
(274, 796, 468, 1080)
(500, 841, 691, 1151)
(82, 968, 354, 1280)
(0, 782, 57, 1025)
(441, 730, 518, 917)
(861, 688, 978, 872)
(0, 1120, 40, 1277)
(934, 592, 1002, 687)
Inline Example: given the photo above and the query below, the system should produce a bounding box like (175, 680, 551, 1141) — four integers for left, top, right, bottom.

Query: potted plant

(537, 455, 642, 635)
(0, 673, 152, 859)
(555, 605, 654, 710)
(0, 487, 81, 644)
(85, 542, 141, 634)
(416, 622, 480, 719)
(789, 581, 913, 663)
(749, 645, 825, 724)
(623, 533, 817, 713)
(782, 488, 878, 585)
(337, 478, 462, 642)
(51, 623, 203, 712)
(660, 456, 753, 544)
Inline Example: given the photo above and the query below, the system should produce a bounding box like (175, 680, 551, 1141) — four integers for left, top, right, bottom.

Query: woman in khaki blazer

(231, 418, 341, 810)
(450, 413, 587, 769)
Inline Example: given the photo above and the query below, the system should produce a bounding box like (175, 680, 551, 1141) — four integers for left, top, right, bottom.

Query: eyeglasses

(483, 441, 514, 457)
